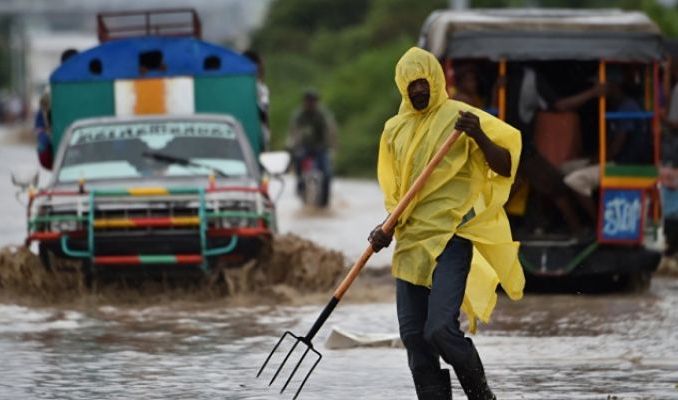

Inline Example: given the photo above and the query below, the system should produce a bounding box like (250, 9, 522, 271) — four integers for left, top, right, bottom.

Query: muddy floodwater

(1, 143, 677, 399)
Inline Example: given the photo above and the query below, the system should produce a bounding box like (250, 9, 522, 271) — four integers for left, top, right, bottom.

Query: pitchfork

(257, 130, 463, 399)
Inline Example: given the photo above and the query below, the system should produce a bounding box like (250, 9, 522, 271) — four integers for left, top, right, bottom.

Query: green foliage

(254, 0, 678, 176)
(628, 0, 678, 37)
(251, 0, 370, 54)
(254, 0, 446, 177)
(326, 39, 411, 176)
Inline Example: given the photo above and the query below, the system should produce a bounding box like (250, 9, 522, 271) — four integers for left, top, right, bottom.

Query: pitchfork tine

(280, 345, 311, 394)
(257, 130, 462, 399)
(269, 338, 301, 386)
(257, 331, 291, 378)
(292, 348, 322, 400)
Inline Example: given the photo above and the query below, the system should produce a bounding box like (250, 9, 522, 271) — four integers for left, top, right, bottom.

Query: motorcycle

(296, 151, 331, 208)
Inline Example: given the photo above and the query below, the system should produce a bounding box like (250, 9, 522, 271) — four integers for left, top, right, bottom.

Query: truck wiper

(142, 151, 231, 178)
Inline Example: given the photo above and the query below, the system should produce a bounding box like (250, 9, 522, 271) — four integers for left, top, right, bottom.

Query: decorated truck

(17, 9, 288, 280)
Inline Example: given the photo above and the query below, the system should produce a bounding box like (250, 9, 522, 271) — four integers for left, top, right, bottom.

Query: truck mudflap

(26, 186, 274, 272)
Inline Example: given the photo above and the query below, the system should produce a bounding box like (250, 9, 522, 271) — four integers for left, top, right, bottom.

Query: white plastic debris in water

(325, 326, 402, 350)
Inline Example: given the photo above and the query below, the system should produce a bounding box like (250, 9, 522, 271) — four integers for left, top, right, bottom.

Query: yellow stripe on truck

(133, 78, 166, 115)
(127, 187, 170, 196)
(601, 177, 656, 189)
(171, 216, 201, 226)
(114, 77, 195, 116)
(94, 219, 135, 228)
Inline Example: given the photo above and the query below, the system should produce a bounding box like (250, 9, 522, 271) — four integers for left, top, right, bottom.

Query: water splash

(0, 234, 347, 307)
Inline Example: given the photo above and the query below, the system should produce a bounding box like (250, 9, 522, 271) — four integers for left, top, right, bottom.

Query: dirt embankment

(657, 256, 678, 276)
(0, 234, 394, 308)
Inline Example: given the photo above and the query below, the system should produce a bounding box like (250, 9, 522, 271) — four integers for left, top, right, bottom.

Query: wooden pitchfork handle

(301, 130, 463, 343)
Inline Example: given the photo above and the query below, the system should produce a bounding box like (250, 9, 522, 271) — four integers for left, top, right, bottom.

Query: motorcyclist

(287, 89, 337, 207)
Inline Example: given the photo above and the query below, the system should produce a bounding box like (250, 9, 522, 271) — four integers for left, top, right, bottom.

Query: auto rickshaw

(419, 8, 665, 291)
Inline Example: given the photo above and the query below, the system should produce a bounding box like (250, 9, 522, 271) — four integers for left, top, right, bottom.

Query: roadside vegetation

(252, 0, 678, 176)
(251, 0, 446, 176)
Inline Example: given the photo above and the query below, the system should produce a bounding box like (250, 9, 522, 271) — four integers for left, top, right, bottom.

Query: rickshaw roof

(50, 36, 256, 83)
(418, 8, 663, 62)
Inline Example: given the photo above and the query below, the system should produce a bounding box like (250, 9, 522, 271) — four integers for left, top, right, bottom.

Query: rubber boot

(452, 339, 496, 400)
(413, 368, 452, 400)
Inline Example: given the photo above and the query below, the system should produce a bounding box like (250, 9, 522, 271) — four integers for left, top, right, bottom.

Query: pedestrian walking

(369, 47, 525, 399)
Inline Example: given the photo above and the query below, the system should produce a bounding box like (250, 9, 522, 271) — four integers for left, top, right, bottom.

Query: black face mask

(410, 93, 430, 110)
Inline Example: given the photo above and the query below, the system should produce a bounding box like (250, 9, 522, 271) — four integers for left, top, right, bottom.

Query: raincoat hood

(378, 47, 524, 332)
(395, 47, 448, 115)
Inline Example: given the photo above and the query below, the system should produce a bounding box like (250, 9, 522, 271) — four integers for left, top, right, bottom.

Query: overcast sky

(0, 0, 272, 44)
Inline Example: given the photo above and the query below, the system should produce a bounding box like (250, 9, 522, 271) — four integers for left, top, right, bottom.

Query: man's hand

(455, 111, 483, 141)
(368, 224, 393, 253)
(455, 110, 512, 177)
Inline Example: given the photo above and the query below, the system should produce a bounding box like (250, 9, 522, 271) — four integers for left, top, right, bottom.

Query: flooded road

(1, 143, 677, 399)
(1, 280, 677, 399)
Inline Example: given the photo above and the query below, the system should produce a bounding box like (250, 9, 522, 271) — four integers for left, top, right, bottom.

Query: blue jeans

(396, 235, 479, 373)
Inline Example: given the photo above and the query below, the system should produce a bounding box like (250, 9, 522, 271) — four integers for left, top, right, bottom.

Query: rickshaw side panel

(51, 81, 115, 149)
(194, 75, 262, 155)
(48, 36, 261, 155)
(50, 76, 263, 156)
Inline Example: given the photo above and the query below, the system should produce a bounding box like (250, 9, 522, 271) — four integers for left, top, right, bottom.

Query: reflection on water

(1, 278, 677, 399)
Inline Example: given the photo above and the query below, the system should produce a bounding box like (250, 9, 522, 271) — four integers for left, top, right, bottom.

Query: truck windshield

(57, 120, 249, 182)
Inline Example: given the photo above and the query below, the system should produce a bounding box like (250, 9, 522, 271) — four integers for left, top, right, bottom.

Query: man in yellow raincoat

(369, 47, 524, 400)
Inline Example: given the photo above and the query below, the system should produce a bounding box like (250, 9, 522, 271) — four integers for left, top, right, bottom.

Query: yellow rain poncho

(378, 47, 524, 332)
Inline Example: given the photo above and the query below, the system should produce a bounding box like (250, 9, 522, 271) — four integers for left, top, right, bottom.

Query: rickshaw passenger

(451, 63, 485, 109)
(661, 63, 678, 256)
(34, 48, 79, 170)
(564, 77, 651, 209)
(506, 64, 602, 235)
(243, 50, 271, 151)
(35, 91, 53, 170)
(662, 64, 678, 164)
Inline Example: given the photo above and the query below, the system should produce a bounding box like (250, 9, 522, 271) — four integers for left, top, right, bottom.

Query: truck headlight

(51, 220, 78, 232)
(221, 217, 250, 228)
